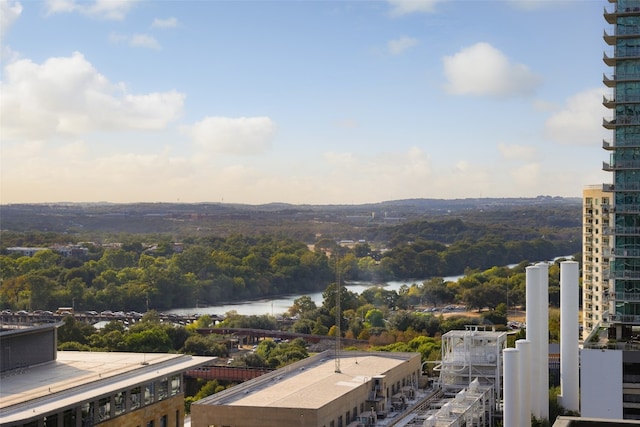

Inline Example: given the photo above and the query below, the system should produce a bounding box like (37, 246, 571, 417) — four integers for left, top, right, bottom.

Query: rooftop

(0, 351, 213, 424)
(196, 351, 419, 410)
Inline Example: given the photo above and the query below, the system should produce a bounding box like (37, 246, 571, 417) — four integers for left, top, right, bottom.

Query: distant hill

(0, 197, 581, 239)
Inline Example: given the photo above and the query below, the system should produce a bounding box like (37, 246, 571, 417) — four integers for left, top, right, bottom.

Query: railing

(608, 313, 640, 323)
(611, 248, 640, 257)
(605, 47, 640, 60)
(614, 182, 640, 191)
(605, 4, 640, 15)
(613, 204, 640, 213)
(603, 138, 640, 148)
(608, 269, 640, 279)
(611, 292, 640, 302)
(603, 116, 640, 126)
(605, 27, 640, 37)
(602, 93, 640, 104)
(602, 183, 640, 192)
(604, 160, 640, 170)
(603, 226, 640, 235)
(603, 76, 640, 87)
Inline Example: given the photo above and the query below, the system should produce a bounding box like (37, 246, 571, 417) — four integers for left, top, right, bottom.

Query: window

(170, 375, 181, 396)
(98, 397, 111, 421)
(145, 383, 155, 405)
(159, 377, 169, 401)
(160, 415, 168, 427)
(115, 391, 125, 416)
(147, 421, 154, 427)
(81, 402, 94, 427)
(131, 386, 142, 410)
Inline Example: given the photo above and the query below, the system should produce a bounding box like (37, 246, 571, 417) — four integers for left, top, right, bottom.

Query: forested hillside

(0, 198, 581, 312)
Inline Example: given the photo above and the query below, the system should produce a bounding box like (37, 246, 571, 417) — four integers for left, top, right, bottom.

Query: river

(166, 255, 573, 317)
(166, 274, 464, 317)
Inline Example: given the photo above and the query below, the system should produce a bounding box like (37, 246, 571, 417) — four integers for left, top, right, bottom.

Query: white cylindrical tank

(536, 262, 550, 420)
(526, 265, 541, 418)
(560, 261, 580, 413)
(516, 339, 532, 427)
(503, 348, 520, 427)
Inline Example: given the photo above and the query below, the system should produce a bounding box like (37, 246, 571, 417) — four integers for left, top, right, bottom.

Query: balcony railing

(612, 292, 640, 302)
(603, 160, 640, 170)
(603, 226, 640, 235)
(604, 47, 640, 62)
(602, 93, 640, 104)
(603, 137, 640, 149)
(603, 75, 640, 88)
(608, 269, 640, 279)
(605, 3, 640, 15)
(608, 313, 640, 324)
(611, 248, 640, 257)
(613, 204, 640, 214)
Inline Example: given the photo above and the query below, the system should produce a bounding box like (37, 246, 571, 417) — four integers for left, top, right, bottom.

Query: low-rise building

(0, 324, 213, 427)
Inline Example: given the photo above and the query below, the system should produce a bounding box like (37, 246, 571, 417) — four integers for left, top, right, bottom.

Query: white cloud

(387, 0, 441, 17)
(1, 52, 184, 139)
(45, 0, 136, 20)
(544, 88, 608, 145)
(498, 143, 537, 161)
(186, 116, 277, 156)
(0, 0, 22, 36)
(152, 17, 178, 29)
(505, 0, 552, 11)
(443, 42, 540, 97)
(387, 36, 418, 55)
(109, 32, 161, 50)
(130, 33, 161, 50)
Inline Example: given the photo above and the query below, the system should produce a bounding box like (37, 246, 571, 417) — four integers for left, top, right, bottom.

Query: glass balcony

(613, 291, 640, 302)
(611, 248, 640, 257)
(603, 137, 640, 149)
(603, 225, 640, 235)
(608, 313, 640, 324)
(603, 160, 640, 170)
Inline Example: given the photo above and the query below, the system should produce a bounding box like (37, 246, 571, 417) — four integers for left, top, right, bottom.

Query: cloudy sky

(1, 0, 611, 205)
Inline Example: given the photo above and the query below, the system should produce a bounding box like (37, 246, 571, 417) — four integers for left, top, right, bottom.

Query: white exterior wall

(515, 339, 531, 427)
(503, 348, 520, 427)
(559, 261, 580, 413)
(580, 349, 623, 419)
(525, 265, 542, 419)
(536, 262, 550, 421)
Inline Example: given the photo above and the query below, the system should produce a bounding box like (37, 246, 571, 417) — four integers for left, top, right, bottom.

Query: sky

(0, 0, 612, 205)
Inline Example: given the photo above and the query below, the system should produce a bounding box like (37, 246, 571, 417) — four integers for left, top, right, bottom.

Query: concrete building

(0, 324, 213, 427)
(582, 185, 612, 339)
(190, 351, 422, 427)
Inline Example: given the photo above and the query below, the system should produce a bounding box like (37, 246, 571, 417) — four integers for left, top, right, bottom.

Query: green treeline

(0, 215, 579, 312)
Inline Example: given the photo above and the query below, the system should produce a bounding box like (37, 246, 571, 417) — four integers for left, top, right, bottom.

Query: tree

(365, 309, 385, 328)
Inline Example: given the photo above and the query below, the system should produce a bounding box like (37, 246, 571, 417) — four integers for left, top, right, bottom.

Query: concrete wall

(0, 325, 57, 372)
(581, 349, 623, 419)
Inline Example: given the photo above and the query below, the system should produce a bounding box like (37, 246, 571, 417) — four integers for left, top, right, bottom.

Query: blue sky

(1, 0, 611, 204)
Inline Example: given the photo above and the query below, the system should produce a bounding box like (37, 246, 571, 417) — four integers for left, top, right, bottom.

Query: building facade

(191, 351, 422, 427)
(603, 0, 640, 341)
(582, 186, 611, 339)
(0, 325, 213, 427)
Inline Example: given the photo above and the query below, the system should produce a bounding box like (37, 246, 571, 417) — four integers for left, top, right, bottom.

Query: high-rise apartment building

(602, 0, 640, 341)
(581, 186, 611, 339)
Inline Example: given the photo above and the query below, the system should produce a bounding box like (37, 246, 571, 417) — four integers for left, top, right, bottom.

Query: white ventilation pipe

(525, 265, 542, 418)
(516, 339, 532, 427)
(503, 348, 520, 427)
(560, 261, 580, 413)
(536, 262, 550, 420)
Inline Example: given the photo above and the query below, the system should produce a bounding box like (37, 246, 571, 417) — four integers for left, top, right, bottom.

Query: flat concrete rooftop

(0, 351, 213, 424)
(197, 351, 419, 410)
